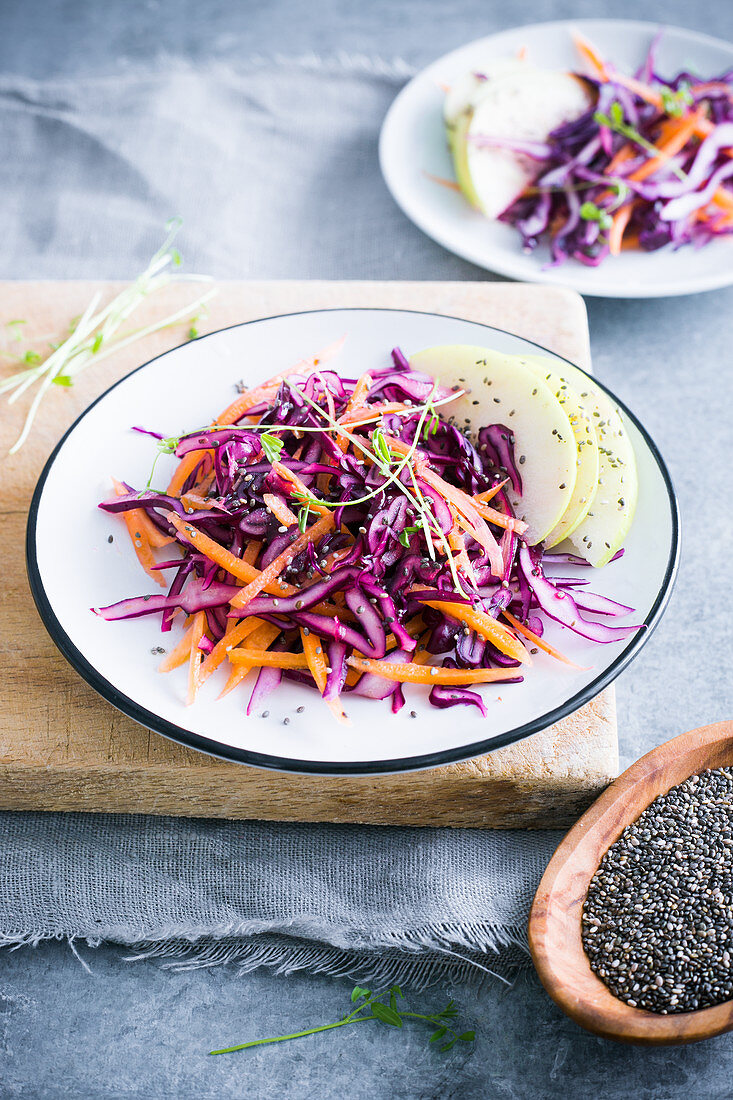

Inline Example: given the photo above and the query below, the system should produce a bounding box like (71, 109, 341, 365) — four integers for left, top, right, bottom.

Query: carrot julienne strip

(300, 628, 327, 694)
(215, 337, 346, 426)
(473, 478, 509, 505)
(608, 203, 635, 256)
(501, 610, 586, 670)
(242, 539, 262, 566)
(271, 462, 331, 515)
(263, 493, 299, 528)
(217, 622, 282, 699)
(346, 657, 518, 685)
(167, 512, 261, 583)
(112, 478, 173, 550)
(229, 513, 335, 610)
(167, 511, 349, 617)
(626, 109, 706, 184)
(186, 611, 206, 704)
(199, 617, 266, 686)
(227, 650, 310, 669)
(113, 484, 167, 588)
(158, 620, 197, 673)
(421, 600, 531, 665)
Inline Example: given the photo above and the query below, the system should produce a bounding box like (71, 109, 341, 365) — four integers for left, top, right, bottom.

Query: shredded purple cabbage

(94, 346, 640, 716)
(495, 36, 733, 266)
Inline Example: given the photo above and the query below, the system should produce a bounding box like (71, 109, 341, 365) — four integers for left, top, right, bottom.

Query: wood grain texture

(0, 280, 617, 827)
(528, 721, 733, 1043)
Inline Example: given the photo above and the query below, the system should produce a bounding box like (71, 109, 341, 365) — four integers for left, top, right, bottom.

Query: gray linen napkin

(0, 56, 561, 985)
(0, 813, 558, 985)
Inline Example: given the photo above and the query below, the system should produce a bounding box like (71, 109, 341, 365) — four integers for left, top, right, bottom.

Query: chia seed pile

(582, 767, 733, 1014)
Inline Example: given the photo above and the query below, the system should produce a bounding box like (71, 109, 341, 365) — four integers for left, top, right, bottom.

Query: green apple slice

(464, 71, 592, 218)
(519, 355, 599, 547)
(409, 345, 576, 545)
(522, 358, 638, 566)
(444, 61, 529, 210)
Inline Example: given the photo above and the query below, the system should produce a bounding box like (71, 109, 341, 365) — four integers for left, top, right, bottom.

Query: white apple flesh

(454, 70, 593, 219)
(409, 345, 577, 546)
(522, 358, 639, 566)
(518, 355, 600, 547)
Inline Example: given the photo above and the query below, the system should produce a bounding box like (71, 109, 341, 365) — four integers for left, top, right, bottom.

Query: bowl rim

(26, 307, 680, 776)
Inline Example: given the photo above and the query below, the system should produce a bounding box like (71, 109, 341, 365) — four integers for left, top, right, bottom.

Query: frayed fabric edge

(0, 921, 531, 991)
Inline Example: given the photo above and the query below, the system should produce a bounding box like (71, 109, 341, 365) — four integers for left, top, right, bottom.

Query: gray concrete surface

(2, 0, 733, 1096)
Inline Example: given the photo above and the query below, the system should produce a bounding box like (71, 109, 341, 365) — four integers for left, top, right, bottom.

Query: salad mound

(95, 342, 640, 723)
(444, 31, 733, 266)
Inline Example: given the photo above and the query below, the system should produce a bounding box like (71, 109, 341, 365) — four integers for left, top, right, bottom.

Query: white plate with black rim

(379, 19, 733, 298)
(27, 309, 679, 775)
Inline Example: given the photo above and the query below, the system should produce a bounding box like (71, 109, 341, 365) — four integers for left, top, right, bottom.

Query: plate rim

(378, 17, 733, 299)
(26, 307, 681, 776)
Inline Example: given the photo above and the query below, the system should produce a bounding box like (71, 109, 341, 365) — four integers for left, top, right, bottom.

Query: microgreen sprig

(260, 432, 285, 464)
(210, 986, 475, 1056)
(1, 218, 217, 454)
(579, 201, 613, 232)
(660, 80, 694, 118)
(265, 377, 471, 596)
(594, 101, 688, 183)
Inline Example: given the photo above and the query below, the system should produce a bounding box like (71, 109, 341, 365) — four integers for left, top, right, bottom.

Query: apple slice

(521, 358, 638, 566)
(518, 355, 599, 547)
(463, 70, 592, 218)
(443, 61, 529, 210)
(409, 345, 576, 545)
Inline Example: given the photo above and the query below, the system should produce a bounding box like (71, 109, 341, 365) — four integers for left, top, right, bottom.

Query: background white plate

(28, 309, 679, 774)
(379, 19, 733, 298)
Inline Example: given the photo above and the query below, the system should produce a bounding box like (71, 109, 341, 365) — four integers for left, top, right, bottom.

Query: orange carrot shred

(111, 478, 173, 550)
(199, 617, 266, 686)
(158, 621, 197, 673)
(346, 657, 519, 685)
(112, 482, 167, 588)
(242, 539, 262, 566)
(502, 610, 588, 670)
(227, 650, 310, 669)
(229, 513, 335, 610)
(186, 611, 206, 705)
(263, 493, 299, 528)
(421, 600, 531, 665)
(608, 203, 635, 256)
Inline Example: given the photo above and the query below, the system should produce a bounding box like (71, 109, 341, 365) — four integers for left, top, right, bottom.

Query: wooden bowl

(528, 719, 733, 1045)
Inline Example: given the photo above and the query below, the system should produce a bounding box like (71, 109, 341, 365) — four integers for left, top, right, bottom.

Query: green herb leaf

(397, 525, 420, 548)
(51, 375, 73, 386)
(91, 332, 104, 353)
(23, 350, 41, 364)
(660, 81, 693, 118)
(371, 426, 392, 467)
(188, 326, 199, 340)
(297, 505, 311, 534)
(211, 985, 474, 1055)
(594, 102, 688, 183)
(371, 1003, 403, 1028)
(579, 201, 613, 231)
(260, 432, 284, 464)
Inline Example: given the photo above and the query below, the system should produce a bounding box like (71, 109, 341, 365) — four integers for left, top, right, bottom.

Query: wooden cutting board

(0, 280, 618, 828)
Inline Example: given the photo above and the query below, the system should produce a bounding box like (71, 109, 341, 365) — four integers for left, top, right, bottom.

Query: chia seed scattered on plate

(582, 767, 733, 1014)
